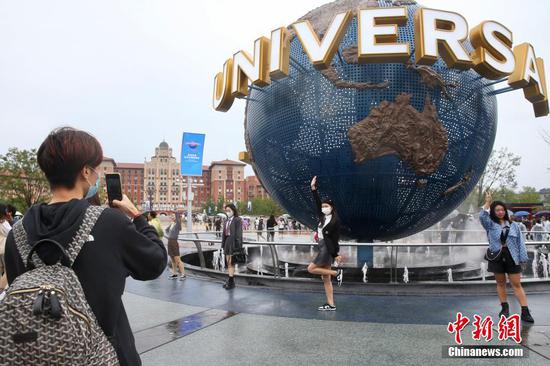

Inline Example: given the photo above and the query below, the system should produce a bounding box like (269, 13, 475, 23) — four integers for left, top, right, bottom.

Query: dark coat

(4, 199, 167, 366)
(313, 189, 340, 257)
(221, 216, 243, 255)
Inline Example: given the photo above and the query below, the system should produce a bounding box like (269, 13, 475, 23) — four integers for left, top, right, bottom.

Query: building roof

(102, 157, 116, 163)
(210, 159, 246, 167)
(159, 141, 169, 149)
(116, 163, 144, 170)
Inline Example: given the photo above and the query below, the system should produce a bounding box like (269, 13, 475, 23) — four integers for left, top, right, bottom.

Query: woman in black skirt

(222, 203, 243, 290)
(307, 176, 343, 311)
(480, 191, 534, 322)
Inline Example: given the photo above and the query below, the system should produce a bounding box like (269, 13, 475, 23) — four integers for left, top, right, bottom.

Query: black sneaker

(318, 303, 336, 311)
(225, 281, 235, 290)
(521, 307, 535, 323)
(336, 269, 343, 287)
(169, 274, 178, 280)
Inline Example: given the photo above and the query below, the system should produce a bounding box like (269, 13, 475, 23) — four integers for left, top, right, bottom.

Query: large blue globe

(245, 0, 497, 240)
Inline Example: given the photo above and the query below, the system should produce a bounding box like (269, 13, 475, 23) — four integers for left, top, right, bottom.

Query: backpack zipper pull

(32, 291, 45, 316)
(48, 291, 62, 320)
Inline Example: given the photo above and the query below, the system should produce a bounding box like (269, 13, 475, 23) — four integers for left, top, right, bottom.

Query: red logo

(447, 313, 522, 344)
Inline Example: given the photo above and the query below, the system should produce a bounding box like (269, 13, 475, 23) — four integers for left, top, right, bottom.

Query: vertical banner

(181, 132, 206, 176)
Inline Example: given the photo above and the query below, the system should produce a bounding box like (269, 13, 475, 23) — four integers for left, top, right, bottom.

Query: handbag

(232, 248, 247, 264)
(484, 224, 509, 262)
(484, 247, 502, 262)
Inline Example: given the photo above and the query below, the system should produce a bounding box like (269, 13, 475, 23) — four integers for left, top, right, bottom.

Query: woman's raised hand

(484, 190, 492, 209)
(311, 176, 317, 191)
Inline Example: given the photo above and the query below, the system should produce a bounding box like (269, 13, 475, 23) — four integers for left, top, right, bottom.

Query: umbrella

(513, 211, 529, 217)
(534, 211, 550, 217)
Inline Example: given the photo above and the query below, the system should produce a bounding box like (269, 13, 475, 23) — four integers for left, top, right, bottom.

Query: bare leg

(170, 257, 178, 275)
(494, 273, 508, 303)
(176, 256, 185, 275)
(322, 273, 335, 306)
(226, 255, 235, 277)
(508, 273, 528, 306)
(308, 263, 337, 277)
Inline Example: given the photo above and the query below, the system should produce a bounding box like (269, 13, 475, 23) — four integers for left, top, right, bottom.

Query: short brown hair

(37, 127, 103, 189)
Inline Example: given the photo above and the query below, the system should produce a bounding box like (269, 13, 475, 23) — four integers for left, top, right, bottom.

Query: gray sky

(0, 0, 548, 189)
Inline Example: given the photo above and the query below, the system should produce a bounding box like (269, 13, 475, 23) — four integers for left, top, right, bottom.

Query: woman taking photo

(222, 203, 243, 290)
(4, 127, 167, 365)
(307, 176, 343, 311)
(480, 191, 534, 323)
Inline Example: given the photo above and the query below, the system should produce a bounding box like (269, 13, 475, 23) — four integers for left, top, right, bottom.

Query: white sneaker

(179, 274, 187, 281)
(318, 303, 336, 311)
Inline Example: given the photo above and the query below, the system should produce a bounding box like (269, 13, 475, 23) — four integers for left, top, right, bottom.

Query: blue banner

(180, 132, 205, 176)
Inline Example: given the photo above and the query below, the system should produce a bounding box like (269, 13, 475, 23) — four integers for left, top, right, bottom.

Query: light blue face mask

(84, 169, 100, 200)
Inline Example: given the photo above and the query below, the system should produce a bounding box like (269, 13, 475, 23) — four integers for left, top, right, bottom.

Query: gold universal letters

(212, 6, 548, 117)
(358, 7, 410, 63)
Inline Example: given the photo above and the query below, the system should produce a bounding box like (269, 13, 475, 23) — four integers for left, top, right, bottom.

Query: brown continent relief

(347, 93, 449, 176)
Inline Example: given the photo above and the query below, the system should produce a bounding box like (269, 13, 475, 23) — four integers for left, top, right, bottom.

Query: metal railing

(177, 231, 550, 283)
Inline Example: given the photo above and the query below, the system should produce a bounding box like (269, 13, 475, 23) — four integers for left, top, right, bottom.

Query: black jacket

(313, 189, 340, 257)
(266, 217, 277, 230)
(4, 199, 167, 366)
(221, 216, 243, 254)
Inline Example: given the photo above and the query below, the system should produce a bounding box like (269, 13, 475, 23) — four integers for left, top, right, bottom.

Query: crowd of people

(0, 127, 543, 365)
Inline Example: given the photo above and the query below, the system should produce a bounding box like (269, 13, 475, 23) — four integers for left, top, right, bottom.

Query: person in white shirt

(531, 219, 544, 242)
(0, 204, 12, 292)
(542, 217, 550, 241)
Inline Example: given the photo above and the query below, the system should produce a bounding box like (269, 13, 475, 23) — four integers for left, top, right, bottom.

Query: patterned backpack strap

(12, 220, 45, 268)
(66, 205, 106, 265)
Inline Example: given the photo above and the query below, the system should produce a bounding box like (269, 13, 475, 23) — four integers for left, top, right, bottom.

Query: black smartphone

(105, 173, 123, 206)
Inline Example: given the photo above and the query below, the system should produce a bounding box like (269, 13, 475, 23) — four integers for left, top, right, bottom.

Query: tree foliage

(474, 148, 521, 206)
(0, 148, 50, 212)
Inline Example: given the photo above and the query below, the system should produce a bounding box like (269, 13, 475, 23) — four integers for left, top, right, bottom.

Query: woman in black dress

(307, 176, 343, 311)
(222, 203, 243, 290)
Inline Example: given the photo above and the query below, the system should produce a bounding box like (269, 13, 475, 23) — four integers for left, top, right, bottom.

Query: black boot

(222, 278, 229, 289)
(499, 302, 509, 318)
(225, 276, 235, 290)
(521, 306, 534, 323)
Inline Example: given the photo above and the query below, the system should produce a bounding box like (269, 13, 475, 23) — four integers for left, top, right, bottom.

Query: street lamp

(147, 181, 155, 211)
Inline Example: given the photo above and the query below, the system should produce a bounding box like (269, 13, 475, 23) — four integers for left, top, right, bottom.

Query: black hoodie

(4, 199, 167, 366)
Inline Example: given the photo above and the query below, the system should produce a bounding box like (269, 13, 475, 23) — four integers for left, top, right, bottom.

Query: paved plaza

(124, 273, 550, 366)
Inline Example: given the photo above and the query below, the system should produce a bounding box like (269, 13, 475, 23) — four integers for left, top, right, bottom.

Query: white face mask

(226, 210, 234, 218)
(322, 207, 332, 216)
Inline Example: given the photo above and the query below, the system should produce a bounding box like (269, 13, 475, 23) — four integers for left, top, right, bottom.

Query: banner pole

(186, 175, 193, 232)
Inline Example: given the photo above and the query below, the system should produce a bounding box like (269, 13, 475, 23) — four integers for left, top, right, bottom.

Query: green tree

(0, 148, 50, 212)
(491, 186, 542, 204)
(474, 148, 521, 206)
(215, 196, 225, 213)
(516, 186, 542, 203)
(250, 198, 284, 216)
(202, 196, 217, 215)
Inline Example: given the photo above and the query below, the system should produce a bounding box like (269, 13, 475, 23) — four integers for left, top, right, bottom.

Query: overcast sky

(0, 0, 548, 189)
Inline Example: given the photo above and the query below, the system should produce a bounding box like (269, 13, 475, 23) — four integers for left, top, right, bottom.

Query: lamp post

(147, 181, 155, 211)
